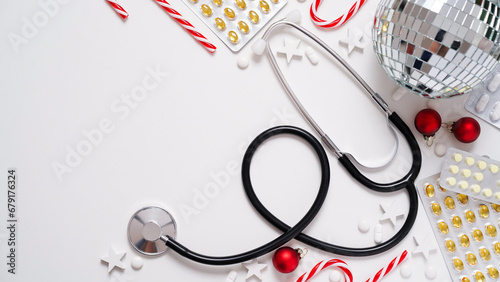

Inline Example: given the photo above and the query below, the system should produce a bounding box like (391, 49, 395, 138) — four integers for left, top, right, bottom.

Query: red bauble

(414, 109, 442, 137)
(272, 247, 300, 273)
(450, 117, 481, 143)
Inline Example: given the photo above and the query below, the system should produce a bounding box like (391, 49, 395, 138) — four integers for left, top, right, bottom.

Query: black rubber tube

(242, 113, 422, 256)
(164, 126, 331, 265)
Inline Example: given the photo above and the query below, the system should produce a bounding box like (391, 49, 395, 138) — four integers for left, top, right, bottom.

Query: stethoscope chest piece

(128, 206, 177, 256)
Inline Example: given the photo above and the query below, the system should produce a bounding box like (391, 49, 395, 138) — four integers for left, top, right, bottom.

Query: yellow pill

(460, 276, 471, 282)
(439, 185, 447, 192)
(425, 184, 435, 197)
(474, 173, 484, 181)
(201, 4, 213, 16)
(472, 228, 484, 242)
(459, 181, 469, 190)
(462, 169, 472, 178)
(478, 161, 487, 170)
(450, 165, 460, 174)
(224, 7, 236, 19)
(431, 202, 442, 215)
(490, 164, 499, 174)
(270, 0, 279, 3)
(453, 257, 464, 271)
(438, 221, 449, 234)
(248, 10, 259, 24)
(190, 0, 199, 3)
(479, 247, 491, 261)
(483, 188, 493, 197)
(479, 204, 490, 218)
(446, 239, 457, 252)
(228, 30, 238, 43)
(493, 242, 500, 255)
(238, 21, 249, 33)
(486, 224, 497, 237)
(491, 203, 500, 212)
(475, 271, 486, 282)
(212, 0, 222, 6)
(235, 0, 246, 9)
(495, 192, 500, 199)
(465, 210, 476, 223)
(465, 157, 475, 166)
(466, 252, 477, 265)
(447, 177, 457, 186)
(487, 267, 499, 279)
(215, 17, 226, 30)
(259, 0, 270, 13)
(452, 215, 463, 228)
(459, 234, 470, 248)
(471, 184, 481, 194)
(457, 194, 469, 205)
(445, 196, 456, 210)
(453, 153, 463, 162)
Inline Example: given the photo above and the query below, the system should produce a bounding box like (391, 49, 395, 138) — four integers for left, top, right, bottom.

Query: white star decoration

(379, 201, 405, 226)
(101, 247, 126, 273)
(413, 234, 437, 260)
(243, 260, 267, 280)
(339, 28, 369, 54)
(276, 38, 303, 63)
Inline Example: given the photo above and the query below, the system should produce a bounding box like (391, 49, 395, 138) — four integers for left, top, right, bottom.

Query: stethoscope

(127, 20, 422, 265)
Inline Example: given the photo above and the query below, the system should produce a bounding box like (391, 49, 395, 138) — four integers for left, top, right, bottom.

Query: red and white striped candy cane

(154, 0, 216, 53)
(310, 0, 367, 28)
(296, 259, 353, 282)
(106, 0, 129, 19)
(365, 250, 408, 282)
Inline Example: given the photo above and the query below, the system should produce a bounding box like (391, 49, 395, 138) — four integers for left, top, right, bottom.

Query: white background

(1, 0, 499, 281)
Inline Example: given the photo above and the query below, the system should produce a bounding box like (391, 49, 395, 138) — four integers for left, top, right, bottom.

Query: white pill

(392, 88, 407, 101)
(131, 256, 143, 270)
(251, 38, 267, 55)
(434, 143, 447, 157)
(237, 56, 249, 69)
(225, 271, 237, 282)
(305, 47, 319, 65)
(329, 269, 343, 282)
(358, 220, 370, 233)
(286, 9, 302, 23)
(400, 264, 412, 278)
(490, 102, 500, 122)
(374, 224, 383, 244)
(488, 73, 500, 92)
(425, 265, 437, 280)
(475, 94, 490, 112)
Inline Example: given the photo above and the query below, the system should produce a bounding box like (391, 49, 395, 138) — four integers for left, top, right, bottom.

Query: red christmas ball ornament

(414, 109, 442, 137)
(449, 117, 481, 143)
(272, 247, 305, 273)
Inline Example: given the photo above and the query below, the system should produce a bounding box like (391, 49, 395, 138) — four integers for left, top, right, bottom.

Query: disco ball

(372, 0, 500, 99)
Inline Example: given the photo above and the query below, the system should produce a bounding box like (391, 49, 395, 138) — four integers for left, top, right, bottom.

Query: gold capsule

(235, 0, 246, 9)
(445, 196, 456, 210)
(457, 194, 468, 205)
(228, 30, 238, 43)
(215, 17, 226, 30)
(479, 247, 491, 261)
(479, 204, 490, 218)
(189, 0, 199, 3)
(472, 228, 484, 242)
(493, 242, 500, 255)
(486, 224, 497, 237)
(453, 257, 464, 271)
(465, 210, 476, 223)
(459, 234, 470, 248)
(431, 202, 442, 215)
(259, 0, 270, 13)
(439, 185, 447, 192)
(452, 216, 463, 228)
(446, 239, 457, 253)
(425, 184, 435, 197)
(212, 0, 222, 6)
(224, 7, 236, 19)
(474, 271, 486, 282)
(491, 203, 500, 212)
(438, 221, 449, 234)
(201, 4, 213, 16)
(466, 252, 477, 265)
(270, 0, 279, 2)
(238, 21, 249, 33)
(461, 276, 471, 282)
(488, 267, 499, 279)
(248, 10, 259, 24)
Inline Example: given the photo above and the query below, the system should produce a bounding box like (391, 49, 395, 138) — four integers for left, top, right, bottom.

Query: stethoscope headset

(127, 20, 422, 265)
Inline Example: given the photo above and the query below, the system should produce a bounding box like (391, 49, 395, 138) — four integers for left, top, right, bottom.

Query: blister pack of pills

(181, 0, 287, 52)
(439, 148, 500, 205)
(417, 174, 500, 282)
(465, 66, 500, 131)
